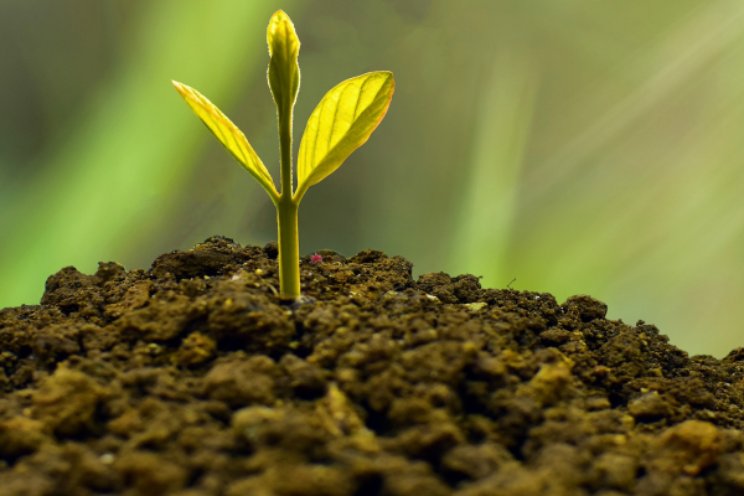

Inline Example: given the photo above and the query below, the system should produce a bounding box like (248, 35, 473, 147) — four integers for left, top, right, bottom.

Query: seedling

(172, 10, 394, 299)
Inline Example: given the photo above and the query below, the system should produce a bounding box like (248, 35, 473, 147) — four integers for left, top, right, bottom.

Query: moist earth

(1, 236, 743, 496)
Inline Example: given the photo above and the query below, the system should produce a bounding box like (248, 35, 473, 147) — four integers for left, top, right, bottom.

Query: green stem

(276, 101, 300, 299)
(276, 199, 300, 299)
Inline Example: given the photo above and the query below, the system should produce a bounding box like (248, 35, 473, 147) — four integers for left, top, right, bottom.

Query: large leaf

(296, 71, 394, 199)
(266, 10, 300, 115)
(172, 80, 278, 200)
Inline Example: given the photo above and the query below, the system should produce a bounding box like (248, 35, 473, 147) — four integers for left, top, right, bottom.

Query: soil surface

(1, 236, 744, 496)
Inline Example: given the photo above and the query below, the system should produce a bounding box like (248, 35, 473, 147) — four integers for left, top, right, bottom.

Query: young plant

(172, 10, 394, 300)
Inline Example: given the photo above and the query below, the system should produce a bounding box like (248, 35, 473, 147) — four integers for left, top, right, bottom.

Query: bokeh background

(2, 0, 743, 357)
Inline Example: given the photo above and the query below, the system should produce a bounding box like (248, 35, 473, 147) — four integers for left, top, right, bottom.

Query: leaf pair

(172, 10, 394, 205)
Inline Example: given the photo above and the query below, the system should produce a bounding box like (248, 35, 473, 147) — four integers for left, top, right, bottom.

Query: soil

(1, 236, 744, 496)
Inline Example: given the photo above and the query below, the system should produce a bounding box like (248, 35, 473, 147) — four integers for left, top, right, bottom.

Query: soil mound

(1, 236, 743, 495)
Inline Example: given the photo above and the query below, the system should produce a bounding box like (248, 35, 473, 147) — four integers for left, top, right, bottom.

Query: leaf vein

(327, 81, 353, 151)
(352, 75, 373, 118)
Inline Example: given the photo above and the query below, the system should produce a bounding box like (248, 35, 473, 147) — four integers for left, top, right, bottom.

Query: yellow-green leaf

(296, 71, 394, 200)
(172, 80, 278, 200)
(266, 10, 300, 115)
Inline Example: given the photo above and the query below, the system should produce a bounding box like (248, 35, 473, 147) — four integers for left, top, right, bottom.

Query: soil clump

(1, 236, 744, 495)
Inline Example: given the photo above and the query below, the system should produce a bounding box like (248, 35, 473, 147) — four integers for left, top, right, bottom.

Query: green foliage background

(2, 1, 743, 356)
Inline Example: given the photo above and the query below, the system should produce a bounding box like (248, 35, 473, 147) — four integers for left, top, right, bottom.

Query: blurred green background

(2, 0, 743, 357)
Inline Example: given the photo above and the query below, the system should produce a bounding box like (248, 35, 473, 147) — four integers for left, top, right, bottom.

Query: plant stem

(276, 198, 300, 299)
(276, 98, 300, 299)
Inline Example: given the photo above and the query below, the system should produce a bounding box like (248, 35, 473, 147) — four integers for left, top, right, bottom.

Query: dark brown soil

(1, 236, 744, 495)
